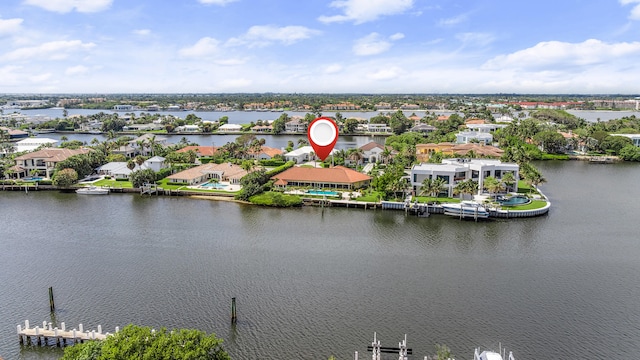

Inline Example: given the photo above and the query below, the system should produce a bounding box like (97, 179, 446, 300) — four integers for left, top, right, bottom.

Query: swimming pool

(201, 182, 228, 189)
(498, 195, 531, 206)
(22, 177, 43, 181)
(305, 190, 339, 196)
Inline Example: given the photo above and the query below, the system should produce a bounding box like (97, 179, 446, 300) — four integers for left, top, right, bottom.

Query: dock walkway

(17, 320, 116, 347)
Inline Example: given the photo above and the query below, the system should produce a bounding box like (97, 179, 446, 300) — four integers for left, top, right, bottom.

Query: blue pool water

(306, 190, 339, 196)
(22, 177, 43, 181)
(201, 182, 228, 189)
(499, 195, 531, 206)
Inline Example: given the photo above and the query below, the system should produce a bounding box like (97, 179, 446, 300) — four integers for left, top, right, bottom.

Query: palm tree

(501, 171, 516, 192)
(134, 155, 145, 167)
(127, 160, 136, 171)
(347, 148, 364, 166)
(419, 178, 434, 197)
(483, 176, 502, 200)
(381, 147, 392, 164)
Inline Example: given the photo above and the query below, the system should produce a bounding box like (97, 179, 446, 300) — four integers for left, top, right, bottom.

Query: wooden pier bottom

(17, 320, 117, 347)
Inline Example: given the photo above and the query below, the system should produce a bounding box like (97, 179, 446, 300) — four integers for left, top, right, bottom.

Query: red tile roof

(359, 141, 384, 151)
(176, 146, 218, 156)
(14, 148, 91, 162)
(271, 166, 371, 185)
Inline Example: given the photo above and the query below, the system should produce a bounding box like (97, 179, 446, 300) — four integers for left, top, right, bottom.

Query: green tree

(482, 176, 503, 199)
(599, 135, 632, 155)
(619, 144, 640, 161)
(129, 168, 156, 188)
(61, 324, 230, 360)
(533, 130, 567, 154)
(52, 168, 78, 188)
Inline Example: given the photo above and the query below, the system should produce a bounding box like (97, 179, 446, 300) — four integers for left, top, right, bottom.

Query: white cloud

(456, 32, 495, 47)
(353, 33, 391, 56)
(324, 64, 343, 74)
(367, 66, 402, 80)
(23, 0, 113, 13)
(620, 0, 640, 20)
(353, 32, 403, 56)
(226, 25, 320, 48)
(65, 65, 89, 75)
(2, 40, 96, 61)
(438, 13, 468, 27)
(389, 33, 405, 41)
(132, 29, 151, 36)
(198, 0, 238, 5)
(215, 58, 248, 66)
(0, 18, 23, 36)
(29, 72, 52, 83)
(179, 37, 220, 58)
(483, 39, 640, 70)
(318, 0, 414, 24)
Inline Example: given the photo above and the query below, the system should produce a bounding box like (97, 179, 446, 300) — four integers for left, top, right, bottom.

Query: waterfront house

(14, 138, 58, 153)
(284, 146, 335, 164)
(410, 158, 519, 197)
(175, 124, 201, 133)
(130, 134, 168, 156)
(166, 162, 247, 185)
(358, 141, 392, 163)
(271, 166, 372, 190)
(416, 143, 504, 162)
(0, 127, 29, 140)
(285, 117, 307, 133)
(365, 123, 392, 133)
(455, 131, 493, 145)
(218, 124, 242, 132)
(247, 146, 283, 160)
(12, 148, 91, 179)
(97, 156, 167, 179)
(175, 146, 218, 157)
(122, 123, 164, 132)
(409, 124, 436, 134)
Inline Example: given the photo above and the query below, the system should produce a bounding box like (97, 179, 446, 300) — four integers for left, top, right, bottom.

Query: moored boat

(474, 346, 515, 360)
(441, 200, 489, 219)
(76, 186, 109, 195)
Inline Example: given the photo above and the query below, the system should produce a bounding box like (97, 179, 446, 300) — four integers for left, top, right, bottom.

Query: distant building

(611, 134, 640, 146)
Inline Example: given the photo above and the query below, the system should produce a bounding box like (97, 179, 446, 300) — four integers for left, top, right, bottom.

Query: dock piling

(48, 287, 55, 312)
(231, 297, 237, 323)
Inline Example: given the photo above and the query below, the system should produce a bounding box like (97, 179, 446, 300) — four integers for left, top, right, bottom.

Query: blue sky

(2, 0, 640, 94)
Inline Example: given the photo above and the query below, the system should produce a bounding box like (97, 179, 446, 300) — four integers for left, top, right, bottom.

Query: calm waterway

(1, 161, 640, 359)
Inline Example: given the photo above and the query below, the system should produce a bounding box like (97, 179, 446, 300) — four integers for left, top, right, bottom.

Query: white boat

(474, 347, 515, 360)
(76, 186, 109, 195)
(441, 200, 489, 219)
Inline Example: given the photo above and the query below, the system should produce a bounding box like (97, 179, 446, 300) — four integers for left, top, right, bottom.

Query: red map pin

(308, 117, 339, 162)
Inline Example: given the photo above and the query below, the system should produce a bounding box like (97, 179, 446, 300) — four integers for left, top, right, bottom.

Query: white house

(410, 158, 519, 197)
(218, 124, 242, 132)
(14, 138, 58, 153)
(284, 146, 336, 164)
(175, 124, 201, 133)
(464, 123, 508, 133)
(366, 123, 392, 133)
(456, 131, 493, 145)
(96, 156, 167, 179)
(359, 142, 385, 163)
(285, 118, 307, 133)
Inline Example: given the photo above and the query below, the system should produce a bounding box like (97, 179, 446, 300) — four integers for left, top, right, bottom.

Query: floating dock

(17, 320, 117, 347)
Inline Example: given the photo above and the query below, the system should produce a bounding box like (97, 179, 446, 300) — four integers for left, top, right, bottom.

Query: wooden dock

(17, 320, 117, 347)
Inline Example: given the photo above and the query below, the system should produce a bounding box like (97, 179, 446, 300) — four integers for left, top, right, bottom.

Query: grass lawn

(500, 199, 548, 210)
(93, 179, 134, 188)
(517, 180, 540, 195)
(356, 191, 384, 202)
